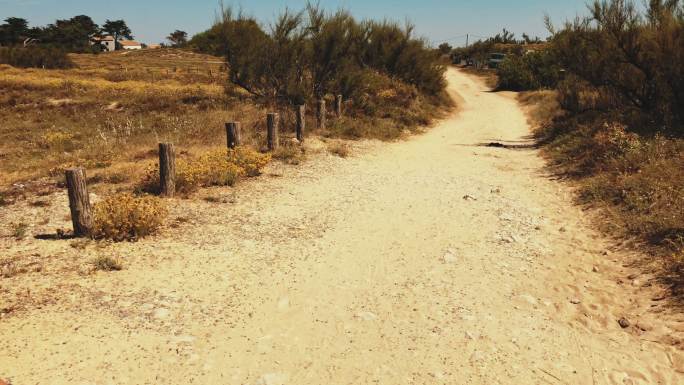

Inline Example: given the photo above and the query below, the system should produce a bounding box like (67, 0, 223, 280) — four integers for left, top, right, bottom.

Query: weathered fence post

(267, 113, 279, 151)
(159, 143, 176, 197)
(296, 105, 305, 142)
(335, 95, 343, 117)
(65, 168, 92, 237)
(226, 122, 241, 149)
(317, 99, 326, 129)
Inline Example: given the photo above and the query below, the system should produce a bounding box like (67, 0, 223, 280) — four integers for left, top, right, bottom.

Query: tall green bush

(549, 0, 684, 134)
(496, 50, 561, 91)
(198, 4, 447, 105)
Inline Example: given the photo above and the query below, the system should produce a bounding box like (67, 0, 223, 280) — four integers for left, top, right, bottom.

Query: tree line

(189, 4, 446, 105)
(495, 0, 684, 135)
(0, 16, 134, 52)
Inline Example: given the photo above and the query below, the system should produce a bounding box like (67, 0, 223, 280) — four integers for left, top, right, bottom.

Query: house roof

(119, 40, 142, 47)
(93, 35, 115, 41)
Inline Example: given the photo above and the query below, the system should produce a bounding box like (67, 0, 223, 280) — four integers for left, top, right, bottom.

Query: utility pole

(466, 34, 469, 48)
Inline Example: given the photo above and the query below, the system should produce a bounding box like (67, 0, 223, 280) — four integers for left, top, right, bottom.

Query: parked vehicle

(488, 53, 506, 68)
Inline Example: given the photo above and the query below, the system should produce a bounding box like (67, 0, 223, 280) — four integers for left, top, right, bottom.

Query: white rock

(171, 335, 196, 344)
(518, 294, 538, 306)
(356, 311, 378, 321)
(153, 308, 170, 319)
(470, 350, 486, 362)
(443, 250, 458, 263)
(277, 297, 290, 310)
(256, 372, 288, 385)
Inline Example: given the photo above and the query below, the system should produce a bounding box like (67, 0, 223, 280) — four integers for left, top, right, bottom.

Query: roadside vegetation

(0, 5, 449, 242)
(191, 4, 450, 138)
(476, 0, 684, 287)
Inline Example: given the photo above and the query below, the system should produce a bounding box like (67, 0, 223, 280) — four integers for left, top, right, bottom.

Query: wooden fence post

(317, 99, 326, 129)
(226, 122, 241, 149)
(267, 113, 280, 151)
(159, 143, 176, 197)
(335, 95, 343, 117)
(296, 105, 305, 142)
(65, 168, 92, 237)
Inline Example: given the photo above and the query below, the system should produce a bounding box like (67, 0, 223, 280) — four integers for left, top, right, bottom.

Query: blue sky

(1, 0, 589, 45)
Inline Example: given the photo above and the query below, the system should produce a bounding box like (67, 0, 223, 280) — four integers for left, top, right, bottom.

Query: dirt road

(2, 68, 683, 384)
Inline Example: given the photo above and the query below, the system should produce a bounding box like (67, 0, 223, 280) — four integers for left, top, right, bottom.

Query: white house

(119, 40, 143, 50)
(91, 35, 116, 52)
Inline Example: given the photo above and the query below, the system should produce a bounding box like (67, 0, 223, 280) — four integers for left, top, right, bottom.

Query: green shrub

(497, 55, 538, 91)
(497, 51, 561, 91)
(549, 0, 684, 134)
(0, 46, 74, 69)
(201, 4, 447, 104)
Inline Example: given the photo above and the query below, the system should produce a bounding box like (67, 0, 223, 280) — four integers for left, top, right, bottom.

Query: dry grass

(327, 141, 350, 158)
(528, 91, 684, 291)
(92, 193, 168, 241)
(517, 91, 563, 127)
(93, 256, 123, 271)
(0, 49, 261, 192)
(136, 147, 270, 195)
(1, 48, 448, 205)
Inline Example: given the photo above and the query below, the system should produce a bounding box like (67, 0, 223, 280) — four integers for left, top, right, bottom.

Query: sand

(1, 68, 683, 385)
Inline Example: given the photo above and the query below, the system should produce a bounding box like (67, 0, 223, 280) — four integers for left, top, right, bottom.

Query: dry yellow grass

(0, 48, 448, 204)
(0, 49, 268, 197)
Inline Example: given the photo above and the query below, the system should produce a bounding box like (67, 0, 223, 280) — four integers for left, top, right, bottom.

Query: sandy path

(2, 68, 684, 384)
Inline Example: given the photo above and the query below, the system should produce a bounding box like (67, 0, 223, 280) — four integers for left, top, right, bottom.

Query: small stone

(618, 317, 631, 328)
(592, 266, 599, 273)
(256, 373, 287, 385)
(570, 298, 581, 305)
(153, 308, 170, 320)
(443, 250, 458, 263)
(277, 297, 290, 310)
(356, 311, 377, 321)
(470, 350, 486, 362)
(518, 294, 538, 306)
(559, 227, 567, 233)
(171, 335, 196, 344)
(464, 331, 479, 340)
(627, 273, 639, 280)
(603, 250, 611, 256)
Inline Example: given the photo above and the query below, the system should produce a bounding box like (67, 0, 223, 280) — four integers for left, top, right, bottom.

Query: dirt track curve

(2, 68, 684, 385)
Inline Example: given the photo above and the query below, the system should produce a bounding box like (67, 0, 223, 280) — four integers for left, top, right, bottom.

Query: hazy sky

(1, 0, 589, 45)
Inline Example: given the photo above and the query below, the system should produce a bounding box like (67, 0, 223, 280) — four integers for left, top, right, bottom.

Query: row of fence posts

(64, 96, 344, 237)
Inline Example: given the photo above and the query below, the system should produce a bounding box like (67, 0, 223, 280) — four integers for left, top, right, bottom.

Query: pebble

(570, 298, 581, 305)
(592, 266, 600, 273)
(357, 311, 377, 321)
(443, 250, 458, 263)
(464, 330, 479, 340)
(256, 373, 287, 385)
(277, 298, 290, 310)
(470, 350, 486, 362)
(153, 308, 170, 320)
(518, 294, 538, 306)
(170, 335, 196, 344)
(618, 317, 631, 328)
